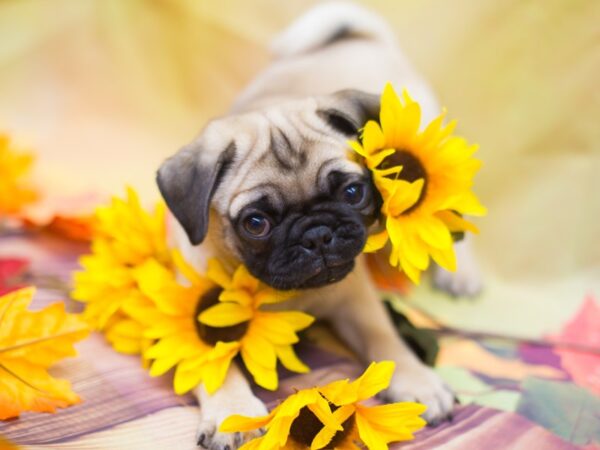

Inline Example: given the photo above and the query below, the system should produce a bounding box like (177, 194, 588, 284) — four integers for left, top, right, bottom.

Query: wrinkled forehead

(216, 99, 364, 218)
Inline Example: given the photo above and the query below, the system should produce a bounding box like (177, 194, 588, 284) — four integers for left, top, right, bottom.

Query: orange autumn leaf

(22, 214, 96, 242)
(366, 252, 411, 295)
(0, 287, 90, 420)
(0, 134, 38, 217)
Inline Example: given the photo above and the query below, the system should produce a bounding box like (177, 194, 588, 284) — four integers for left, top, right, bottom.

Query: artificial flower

(130, 253, 313, 394)
(104, 311, 152, 356)
(351, 83, 486, 284)
(72, 187, 170, 352)
(0, 133, 38, 217)
(0, 287, 89, 419)
(222, 386, 343, 450)
(221, 361, 426, 450)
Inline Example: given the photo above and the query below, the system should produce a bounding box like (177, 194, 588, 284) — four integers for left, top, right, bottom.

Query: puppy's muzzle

(245, 202, 368, 290)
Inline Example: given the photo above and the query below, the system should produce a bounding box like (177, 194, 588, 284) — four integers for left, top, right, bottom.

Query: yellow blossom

(129, 254, 313, 394)
(352, 83, 486, 283)
(221, 361, 426, 450)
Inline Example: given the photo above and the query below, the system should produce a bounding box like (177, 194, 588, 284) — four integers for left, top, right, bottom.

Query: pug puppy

(157, 3, 482, 449)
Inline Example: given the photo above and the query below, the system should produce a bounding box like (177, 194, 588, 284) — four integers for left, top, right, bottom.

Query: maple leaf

(0, 287, 89, 420)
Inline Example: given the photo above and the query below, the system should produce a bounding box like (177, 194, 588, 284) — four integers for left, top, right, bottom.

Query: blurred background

(1, 0, 599, 336)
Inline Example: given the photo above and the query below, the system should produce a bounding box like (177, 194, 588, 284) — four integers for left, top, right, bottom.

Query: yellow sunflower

(72, 187, 170, 352)
(130, 253, 314, 394)
(351, 83, 486, 284)
(0, 133, 38, 217)
(221, 386, 344, 450)
(104, 311, 152, 356)
(221, 361, 426, 450)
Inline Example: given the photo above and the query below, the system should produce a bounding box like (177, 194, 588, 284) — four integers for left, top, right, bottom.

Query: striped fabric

(1, 230, 594, 449)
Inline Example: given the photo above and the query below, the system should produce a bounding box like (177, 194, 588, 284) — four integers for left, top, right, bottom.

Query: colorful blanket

(0, 230, 598, 449)
(1, 1, 599, 448)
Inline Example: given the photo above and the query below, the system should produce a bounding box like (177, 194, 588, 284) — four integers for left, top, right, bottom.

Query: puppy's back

(270, 1, 397, 59)
(233, 2, 440, 122)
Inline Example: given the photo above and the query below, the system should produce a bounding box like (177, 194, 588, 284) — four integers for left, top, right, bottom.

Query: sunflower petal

(310, 403, 357, 450)
(356, 403, 426, 428)
(232, 264, 260, 293)
(148, 353, 180, 377)
(354, 403, 426, 445)
(254, 288, 298, 305)
(242, 329, 277, 369)
(172, 249, 204, 285)
(380, 83, 404, 147)
(387, 219, 429, 271)
(275, 345, 310, 373)
(207, 258, 232, 289)
(417, 216, 453, 249)
(367, 148, 397, 170)
(429, 245, 457, 272)
(453, 191, 487, 217)
(220, 411, 275, 433)
(308, 396, 342, 431)
(399, 258, 421, 285)
(364, 230, 389, 253)
(173, 365, 203, 395)
(241, 347, 278, 391)
(219, 289, 253, 307)
(355, 411, 387, 450)
(361, 120, 385, 155)
(202, 342, 239, 394)
(381, 179, 424, 216)
(351, 361, 395, 401)
(349, 140, 369, 158)
(199, 302, 253, 327)
(275, 311, 315, 331)
(319, 379, 353, 405)
(436, 210, 479, 234)
(239, 437, 263, 450)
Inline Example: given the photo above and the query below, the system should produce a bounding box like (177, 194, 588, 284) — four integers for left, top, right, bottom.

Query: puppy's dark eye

(341, 183, 366, 206)
(242, 214, 271, 238)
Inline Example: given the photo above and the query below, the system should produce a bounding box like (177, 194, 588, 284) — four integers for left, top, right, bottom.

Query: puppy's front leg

(328, 258, 454, 424)
(195, 362, 267, 450)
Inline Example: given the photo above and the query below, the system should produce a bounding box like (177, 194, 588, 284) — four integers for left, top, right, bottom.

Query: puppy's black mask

(232, 174, 379, 290)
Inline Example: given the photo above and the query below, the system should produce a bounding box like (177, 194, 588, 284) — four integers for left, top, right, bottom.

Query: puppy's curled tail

(271, 1, 397, 58)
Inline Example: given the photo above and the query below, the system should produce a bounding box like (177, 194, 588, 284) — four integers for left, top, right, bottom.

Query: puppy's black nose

(301, 225, 333, 251)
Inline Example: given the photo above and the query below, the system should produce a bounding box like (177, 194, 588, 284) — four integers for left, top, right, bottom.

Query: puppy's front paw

(381, 364, 455, 426)
(433, 262, 482, 297)
(196, 421, 264, 450)
(196, 392, 267, 450)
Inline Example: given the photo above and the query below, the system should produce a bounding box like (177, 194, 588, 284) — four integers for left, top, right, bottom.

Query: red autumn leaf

(548, 295, 600, 396)
(0, 258, 29, 295)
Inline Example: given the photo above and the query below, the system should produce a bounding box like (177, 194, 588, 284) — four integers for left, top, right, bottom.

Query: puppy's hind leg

(433, 235, 483, 297)
(195, 363, 267, 450)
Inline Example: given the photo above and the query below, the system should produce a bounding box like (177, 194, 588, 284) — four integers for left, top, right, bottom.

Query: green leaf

(517, 377, 600, 445)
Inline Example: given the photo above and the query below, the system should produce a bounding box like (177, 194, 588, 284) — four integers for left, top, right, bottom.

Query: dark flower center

(289, 401, 355, 449)
(194, 287, 249, 346)
(377, 149, 427, 214)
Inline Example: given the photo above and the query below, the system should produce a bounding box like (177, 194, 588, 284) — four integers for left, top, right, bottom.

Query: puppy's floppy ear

(157, 139, 235, 245)
(318, 89, 380, 136)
